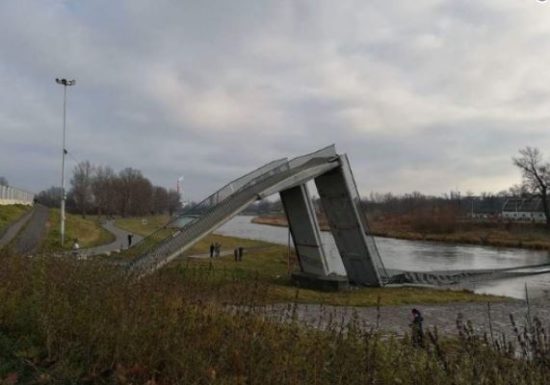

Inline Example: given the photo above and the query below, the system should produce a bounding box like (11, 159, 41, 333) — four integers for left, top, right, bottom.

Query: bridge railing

(0, 185, 34, 206)
(185, 157, 290, 215)
(128, 157, 292, 256)
(128, 146, 340, 269)
(129, 154, 338, 273)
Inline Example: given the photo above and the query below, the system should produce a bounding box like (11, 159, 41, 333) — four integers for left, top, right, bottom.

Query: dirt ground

(258, 299, 550, 340)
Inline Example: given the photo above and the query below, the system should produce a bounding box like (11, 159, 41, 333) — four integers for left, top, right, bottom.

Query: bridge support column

(315, 155, 382, 286)
(280, 184, 348, 291)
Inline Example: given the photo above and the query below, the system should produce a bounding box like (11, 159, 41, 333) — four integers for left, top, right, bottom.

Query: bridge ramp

(129, 153, 340, 275)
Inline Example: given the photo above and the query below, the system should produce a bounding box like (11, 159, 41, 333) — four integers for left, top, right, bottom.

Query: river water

(214, 216, 550, 299)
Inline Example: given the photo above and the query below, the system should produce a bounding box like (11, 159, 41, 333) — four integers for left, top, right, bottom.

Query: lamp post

(55, 78, 76, 247)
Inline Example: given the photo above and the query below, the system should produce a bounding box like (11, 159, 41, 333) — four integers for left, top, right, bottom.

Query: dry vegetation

(370, 213, 550, 250)
(253, 214, 550, 250)
(0, 252, 548, 384)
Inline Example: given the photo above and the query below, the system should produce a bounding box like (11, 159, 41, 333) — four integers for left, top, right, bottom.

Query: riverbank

(104, 215, 507, 306)
(252, 215, 550, 251)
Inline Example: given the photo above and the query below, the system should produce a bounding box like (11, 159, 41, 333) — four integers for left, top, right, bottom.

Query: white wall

(0, 185, 34, 206)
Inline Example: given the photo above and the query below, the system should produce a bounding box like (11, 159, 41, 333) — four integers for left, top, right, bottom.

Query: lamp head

(55, 78, 76, 86)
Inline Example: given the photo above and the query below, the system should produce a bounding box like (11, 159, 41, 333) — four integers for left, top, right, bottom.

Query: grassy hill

(0, 204, 31, 234)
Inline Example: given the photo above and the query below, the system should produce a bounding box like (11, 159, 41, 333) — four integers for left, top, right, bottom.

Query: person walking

(234, 248, 239, 262)
(210, 243, 215, 258)
(238, 246, 244, 261)
(410, 308, 424, 348)
(127, 234, 134, 248)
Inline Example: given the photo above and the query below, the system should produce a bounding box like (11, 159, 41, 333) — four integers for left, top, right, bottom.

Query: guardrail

(0, 185, 34, 206)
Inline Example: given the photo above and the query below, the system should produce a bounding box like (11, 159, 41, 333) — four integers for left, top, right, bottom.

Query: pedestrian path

(78, 220, 143, 258)
(261, 298, 549, 340)
(11, 205, 49, 255)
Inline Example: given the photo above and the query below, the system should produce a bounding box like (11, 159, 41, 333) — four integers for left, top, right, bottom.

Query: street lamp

(55, 77, 76, 247)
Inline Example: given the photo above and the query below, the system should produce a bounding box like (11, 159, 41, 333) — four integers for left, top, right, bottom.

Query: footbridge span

(128, 145, 388, 286)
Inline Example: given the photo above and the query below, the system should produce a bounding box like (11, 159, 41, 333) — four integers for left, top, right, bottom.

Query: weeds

(0, 254, 548, 384)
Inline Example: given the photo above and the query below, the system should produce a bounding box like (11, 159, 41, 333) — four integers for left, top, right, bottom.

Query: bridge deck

(128, 156, 341, 275)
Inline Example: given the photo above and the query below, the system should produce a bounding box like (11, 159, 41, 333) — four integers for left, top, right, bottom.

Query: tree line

(36, 161, 181, 217)
(242, 147, 550, 229)
(32, 146, 550, 225)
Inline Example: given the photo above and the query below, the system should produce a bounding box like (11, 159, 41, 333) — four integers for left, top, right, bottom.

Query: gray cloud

(2, 0, 550, 200)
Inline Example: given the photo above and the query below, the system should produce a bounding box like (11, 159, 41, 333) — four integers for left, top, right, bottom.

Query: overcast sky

(2, 0, 550, 200)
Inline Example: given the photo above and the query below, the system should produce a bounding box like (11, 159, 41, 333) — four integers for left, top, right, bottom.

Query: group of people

(233, 247, 244, 262)
(209, 242, 221, 258)
(208, 242, 245, 262)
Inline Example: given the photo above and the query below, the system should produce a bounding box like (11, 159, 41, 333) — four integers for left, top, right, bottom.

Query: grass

(0, 253, 547, 384)
(39, 209, 115, 251)
(108, 215, 506, 306)
(179, 234, 506, 307)
(115, 214, 170, 236)
(0, 204, 31, 234)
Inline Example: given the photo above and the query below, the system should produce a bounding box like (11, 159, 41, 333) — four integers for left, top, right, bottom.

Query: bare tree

(152, 186, 169, 214)
(36, 186, 63, 207)
(70, 161, 95, 217)
(117, 168, 154, 216)
(92, 166, 117, 216)
(513, 147, 550, 226)
(167, 189, 182, 216)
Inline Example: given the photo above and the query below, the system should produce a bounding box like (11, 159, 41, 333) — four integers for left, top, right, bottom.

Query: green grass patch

(39, 209, 115, 251)
(0, 204, 31, 234)
(112, 215, 173, 259)
(177, 234, 505, 307)
(110, 215, 506, 306)
(115, 214, 170, 236)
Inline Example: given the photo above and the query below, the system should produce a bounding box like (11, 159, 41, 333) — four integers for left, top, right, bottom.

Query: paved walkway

(11, 205, 49, 255)
(259, 299, 550, 340)
(78, 220, 143, 258)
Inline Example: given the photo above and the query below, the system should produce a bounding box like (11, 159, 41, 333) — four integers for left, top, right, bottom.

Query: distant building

(469, 197, 505, 220)
(502, 197, 546, 223)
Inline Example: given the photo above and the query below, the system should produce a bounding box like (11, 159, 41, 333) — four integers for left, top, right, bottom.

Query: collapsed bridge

(128, 145, 388, 286)
(127, 144, 550, 290)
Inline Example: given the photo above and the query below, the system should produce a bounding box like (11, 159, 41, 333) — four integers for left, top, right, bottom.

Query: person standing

(72, 238, 80, 257)
(238, 246, 244, 261)
(234, 248, 239, 262)
(210, 243, 215, 258)
(127, 234, 134, 248)
(410, 308, 424, 347)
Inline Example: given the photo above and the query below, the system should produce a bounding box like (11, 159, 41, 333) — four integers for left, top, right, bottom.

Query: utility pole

(55, 78, 76, 247)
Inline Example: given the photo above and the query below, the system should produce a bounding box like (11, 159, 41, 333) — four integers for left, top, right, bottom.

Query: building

(502, 197, 546, 223)
(469, 196, 506, 220)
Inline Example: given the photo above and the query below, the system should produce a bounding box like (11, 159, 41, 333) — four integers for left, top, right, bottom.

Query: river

(213, 216, 550, 299)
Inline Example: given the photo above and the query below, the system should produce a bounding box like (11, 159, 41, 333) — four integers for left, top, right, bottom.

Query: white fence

(0, 185, 34, 206)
